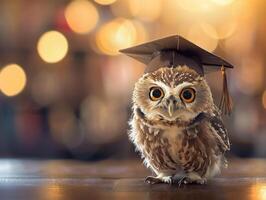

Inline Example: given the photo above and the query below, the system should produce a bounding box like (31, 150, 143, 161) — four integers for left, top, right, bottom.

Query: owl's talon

(145, 176, 163, 184)
(178, 177, 192, 185)
(170, 177, 173, 185)
(178, 177, 207, 185)
(197, 179, 207, 185)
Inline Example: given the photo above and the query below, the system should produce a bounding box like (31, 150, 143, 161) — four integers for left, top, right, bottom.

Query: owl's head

(133, 66, 214, 122)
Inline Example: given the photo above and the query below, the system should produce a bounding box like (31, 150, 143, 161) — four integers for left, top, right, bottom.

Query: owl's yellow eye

(180, 88, 196, 103)
(149, 87, 164, 101)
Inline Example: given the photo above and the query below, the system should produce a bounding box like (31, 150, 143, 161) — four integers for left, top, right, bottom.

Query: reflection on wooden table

(0, 159, 265, 200)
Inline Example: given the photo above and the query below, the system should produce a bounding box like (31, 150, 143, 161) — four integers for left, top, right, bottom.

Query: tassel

(219, 66, 233, 115)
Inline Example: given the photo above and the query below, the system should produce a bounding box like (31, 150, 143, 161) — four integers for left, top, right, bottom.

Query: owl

(129, 65, 230, 185)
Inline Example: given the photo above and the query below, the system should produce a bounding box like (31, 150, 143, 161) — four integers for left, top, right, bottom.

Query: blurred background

(0, 0, 265, 160)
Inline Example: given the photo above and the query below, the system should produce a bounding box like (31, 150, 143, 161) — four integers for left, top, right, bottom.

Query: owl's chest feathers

(159, 126, 184, 156)
(132, 114, 218, 175)
(133, 117, 187, 170)
(139, 124, 184, 157)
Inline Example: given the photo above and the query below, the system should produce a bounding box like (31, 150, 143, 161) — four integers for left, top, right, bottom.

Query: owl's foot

(145, 175, 206, 185)
(145, 176, 163, 184)
(178, 176, 207, 185)
(145, 176, 173, 184)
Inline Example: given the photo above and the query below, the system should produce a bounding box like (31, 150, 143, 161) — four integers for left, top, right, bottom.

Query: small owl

(121, 35, 233, 185)
(129, 66, 230, 185)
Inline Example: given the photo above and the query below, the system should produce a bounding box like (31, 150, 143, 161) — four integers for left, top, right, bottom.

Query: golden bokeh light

(160, 0, 237, 36)
(111, 0, 161, 21)
(178, 0, 236, 12)
(178, 0, 212, 12)
(250, 183, 266, 200)
(160, 0, 197, 28)
(186, 24, 218, 52)
(129, 0, 162, 22)
(211, 0, 235, 6)
(65, 0, 99, 34)
(96, 18, 137, 55)
(223, 24, 255, 56)
(37, 31, 68, 63)
(132, 20, 148, 43)
(91, 20, 147, 55)
(94, 0, 116, 5)
(0, 64, 27, 97)
(111, 0, 133, 18)
(262, 90, 266, 110)
(201, 21, 237, 39)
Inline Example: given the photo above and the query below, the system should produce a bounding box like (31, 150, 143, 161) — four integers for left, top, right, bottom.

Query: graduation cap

(119, 35, 234, 115)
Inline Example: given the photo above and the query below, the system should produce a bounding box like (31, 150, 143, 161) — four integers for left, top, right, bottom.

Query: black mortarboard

(119, 35, 234, 115)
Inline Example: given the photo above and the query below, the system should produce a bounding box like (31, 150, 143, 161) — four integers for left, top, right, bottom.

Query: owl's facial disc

(148, 83, 197, 121)
(133, 67, 213, 122)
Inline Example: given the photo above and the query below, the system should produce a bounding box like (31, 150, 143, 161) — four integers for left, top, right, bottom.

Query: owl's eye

(149, 87, 164, 101)
(180, 88, 196, 103)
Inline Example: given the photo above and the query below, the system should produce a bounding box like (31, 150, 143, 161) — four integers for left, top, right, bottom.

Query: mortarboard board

(119, 35, 234, 115)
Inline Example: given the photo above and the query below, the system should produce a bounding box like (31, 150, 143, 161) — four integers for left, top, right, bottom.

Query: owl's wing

(209, 113, 230, 152)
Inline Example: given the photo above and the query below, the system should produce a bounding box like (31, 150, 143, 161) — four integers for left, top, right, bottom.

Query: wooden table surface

(0, 159, 265, 200)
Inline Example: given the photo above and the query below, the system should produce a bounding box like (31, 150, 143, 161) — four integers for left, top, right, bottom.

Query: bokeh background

(0, 0, 265, 160)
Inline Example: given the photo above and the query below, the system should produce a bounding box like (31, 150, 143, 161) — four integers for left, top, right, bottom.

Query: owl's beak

(166, 95, 177, 117)
(168, 103, 174, 117)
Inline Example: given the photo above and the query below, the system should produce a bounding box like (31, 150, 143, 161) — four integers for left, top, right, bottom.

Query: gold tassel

(219, 66, 233, 115)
